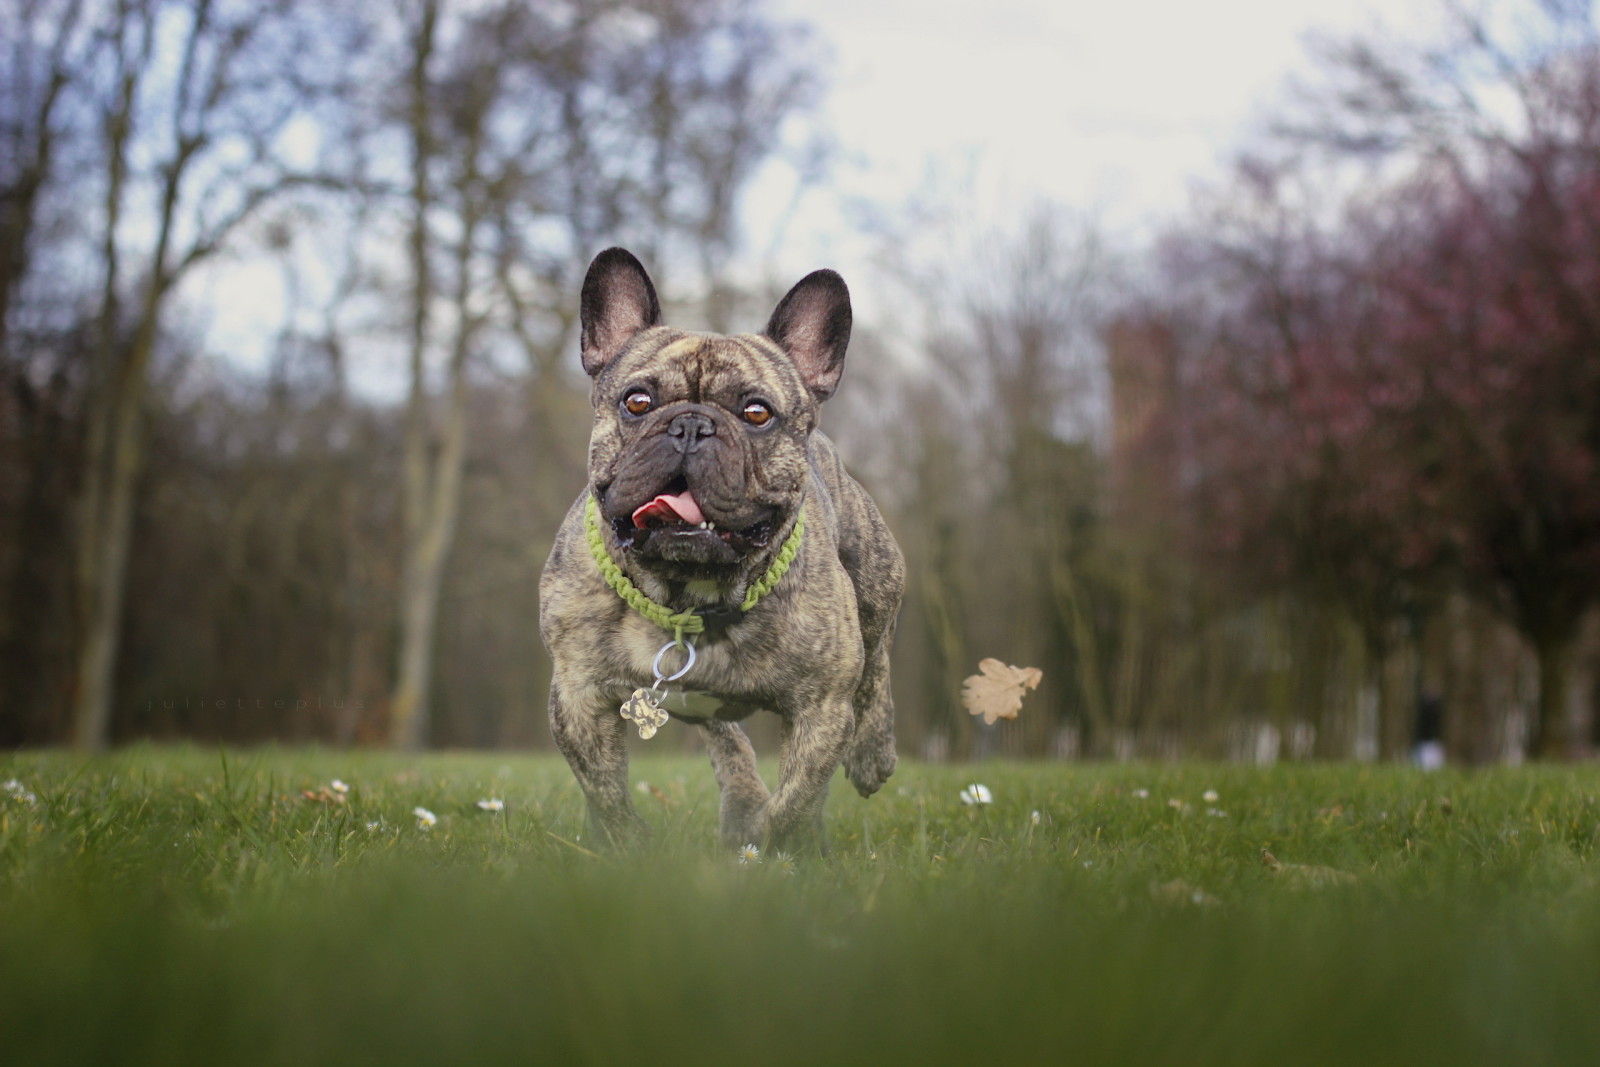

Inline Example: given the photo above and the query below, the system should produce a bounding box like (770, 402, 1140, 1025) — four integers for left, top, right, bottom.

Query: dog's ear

(764, 269, 852, 402)
(580, 248, 662, 377)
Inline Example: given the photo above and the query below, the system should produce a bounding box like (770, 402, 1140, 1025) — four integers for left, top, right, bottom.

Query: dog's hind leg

(701, 719, 769, 848)
(844, 619, 898, 798)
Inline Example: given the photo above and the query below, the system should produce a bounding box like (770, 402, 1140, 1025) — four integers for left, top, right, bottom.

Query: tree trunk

(69, 317, 158, 750)
(1532, 634, 1575, 760)
(387, 380, 470, 750)
(387, 0, 484, 750)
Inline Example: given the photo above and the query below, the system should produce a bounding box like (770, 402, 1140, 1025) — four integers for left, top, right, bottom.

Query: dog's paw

(588, 810, 652, 851)
(717, 784, 766, 849)
(844, 732, 897, 798)
(719, 807, 766, 851)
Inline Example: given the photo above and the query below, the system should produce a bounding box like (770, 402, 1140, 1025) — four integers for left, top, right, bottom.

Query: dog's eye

(742, 401, 774, 426)
(622, 391, 653, 417)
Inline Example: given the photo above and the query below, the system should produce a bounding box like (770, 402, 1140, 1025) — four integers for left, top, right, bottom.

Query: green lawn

(3, 746, 1599, 1065)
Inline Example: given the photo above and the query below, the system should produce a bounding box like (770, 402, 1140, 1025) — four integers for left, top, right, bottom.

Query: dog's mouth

(610, 481, 776, 555)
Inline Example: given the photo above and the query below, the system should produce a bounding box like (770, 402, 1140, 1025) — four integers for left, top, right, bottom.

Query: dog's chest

(613, 619, 781, 715)
(656, 687, 735, 720)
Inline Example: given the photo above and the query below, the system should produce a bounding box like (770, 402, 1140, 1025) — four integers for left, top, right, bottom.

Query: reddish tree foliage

(1146, 111, 1600, 757)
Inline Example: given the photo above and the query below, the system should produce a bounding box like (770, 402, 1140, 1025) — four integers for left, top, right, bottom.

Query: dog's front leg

(763, 698, 854, 854)
(701, 719, 770, 848)
(548, 682, 648, 848)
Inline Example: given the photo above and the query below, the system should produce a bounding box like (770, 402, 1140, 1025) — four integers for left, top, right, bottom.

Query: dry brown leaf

(300, 787, 346, 805)
(1260, 848, 1357, 888)
(961, 658, 1043, 725)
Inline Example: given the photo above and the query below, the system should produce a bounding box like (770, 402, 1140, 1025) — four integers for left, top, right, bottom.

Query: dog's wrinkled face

(591, 331, 814, 567)
(579, 249, 851, 579)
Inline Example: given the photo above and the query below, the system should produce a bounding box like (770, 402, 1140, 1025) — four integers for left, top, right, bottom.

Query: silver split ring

(652, 639, 697, 684)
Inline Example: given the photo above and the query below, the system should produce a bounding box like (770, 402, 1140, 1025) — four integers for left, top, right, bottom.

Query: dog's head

(578, 248, 850, 581)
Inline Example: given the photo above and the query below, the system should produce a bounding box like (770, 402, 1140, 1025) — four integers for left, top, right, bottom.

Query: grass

(3, 746, 1600, 1065)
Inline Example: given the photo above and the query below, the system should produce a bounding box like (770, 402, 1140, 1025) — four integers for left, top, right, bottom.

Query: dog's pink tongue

(631, 491, 705, 528)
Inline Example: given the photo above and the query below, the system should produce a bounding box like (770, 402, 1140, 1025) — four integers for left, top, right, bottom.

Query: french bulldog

(539, 248, 903, 853)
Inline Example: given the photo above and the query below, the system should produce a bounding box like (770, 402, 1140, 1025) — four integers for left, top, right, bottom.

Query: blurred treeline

(3, 0, 1598, 761)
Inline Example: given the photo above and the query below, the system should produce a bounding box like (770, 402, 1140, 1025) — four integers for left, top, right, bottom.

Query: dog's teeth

(699, 522, 709, 530)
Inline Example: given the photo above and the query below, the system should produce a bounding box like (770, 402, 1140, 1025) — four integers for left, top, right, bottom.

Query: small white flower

(365, 820, 382, 831)
(1029, 809, 1041, 826)
(959, 783, 993, 805)
(2, 779, 36, 806)
(413, 806, 437, 829)
(738, 843, 761, 865)
(1206, 808, 1229, 818)
(1202, 789, 1220, 803)
(772, 851, 796, 876)
(330, 779, 350, 794)
(476, 798, 504, 812)
(1133, 788, 1149, 799)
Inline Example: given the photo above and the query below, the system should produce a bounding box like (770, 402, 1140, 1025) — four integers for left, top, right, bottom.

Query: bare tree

(69, 0, 344, 748)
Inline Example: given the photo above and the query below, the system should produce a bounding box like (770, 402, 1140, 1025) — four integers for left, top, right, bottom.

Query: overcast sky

(748, 0, 1445, 274)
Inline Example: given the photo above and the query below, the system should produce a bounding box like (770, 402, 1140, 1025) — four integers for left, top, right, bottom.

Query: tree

(1273, 1, 1600, 757)
(67, 0, 347, 749)
(1133, 1, 1600, 759)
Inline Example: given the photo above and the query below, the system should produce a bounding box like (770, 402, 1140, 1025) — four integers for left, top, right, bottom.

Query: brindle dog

(539, 248, 903, 853)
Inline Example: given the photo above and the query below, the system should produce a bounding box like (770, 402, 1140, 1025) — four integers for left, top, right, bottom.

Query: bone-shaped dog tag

(620, 688, 670, 740)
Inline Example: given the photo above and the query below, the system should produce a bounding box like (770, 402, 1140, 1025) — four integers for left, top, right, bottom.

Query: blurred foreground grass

(3, 746, 1599, 1065)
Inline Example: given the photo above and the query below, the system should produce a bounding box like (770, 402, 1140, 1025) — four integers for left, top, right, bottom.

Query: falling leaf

(961, 658, 1042, 725)
(1261, 848, 1357, 888)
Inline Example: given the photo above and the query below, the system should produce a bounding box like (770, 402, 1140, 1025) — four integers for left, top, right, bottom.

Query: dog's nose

(666, 410, 717, 453)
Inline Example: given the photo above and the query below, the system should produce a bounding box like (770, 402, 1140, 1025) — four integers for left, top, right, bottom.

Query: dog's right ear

(580, 248, 662, 377)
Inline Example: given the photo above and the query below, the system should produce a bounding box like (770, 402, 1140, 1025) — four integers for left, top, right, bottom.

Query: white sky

(748, 0, 1443, 273)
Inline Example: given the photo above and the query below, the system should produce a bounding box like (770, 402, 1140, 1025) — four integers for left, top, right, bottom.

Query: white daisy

(330, 779, 350, 794)
(476, 798, 504, 812)
(413, 806, 438, 829)
(737, 843, 761, 865)
(959, 783, 993, 805)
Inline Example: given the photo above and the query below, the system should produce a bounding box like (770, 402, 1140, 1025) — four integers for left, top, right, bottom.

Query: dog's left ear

(580, 247, 662, 377)
(764, 269, 852, 402)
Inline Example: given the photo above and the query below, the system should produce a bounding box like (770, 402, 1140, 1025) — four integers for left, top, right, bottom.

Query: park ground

(3, 746, 1599, 1064)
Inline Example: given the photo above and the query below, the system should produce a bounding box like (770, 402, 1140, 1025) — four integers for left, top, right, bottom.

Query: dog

(539, 248, 903, 853)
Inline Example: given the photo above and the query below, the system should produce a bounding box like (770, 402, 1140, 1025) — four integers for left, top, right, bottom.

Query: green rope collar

(584, 495, 804, 644)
